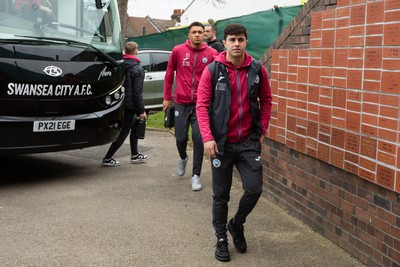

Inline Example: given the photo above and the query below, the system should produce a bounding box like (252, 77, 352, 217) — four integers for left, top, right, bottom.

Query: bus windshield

(0, 0, 125, 155)
(0, 0, 122, 56)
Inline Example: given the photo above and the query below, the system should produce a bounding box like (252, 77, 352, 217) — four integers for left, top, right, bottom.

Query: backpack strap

(208, 61, 219, 93)
(208, 61, 227, 100)
(248, 60, 263, 90)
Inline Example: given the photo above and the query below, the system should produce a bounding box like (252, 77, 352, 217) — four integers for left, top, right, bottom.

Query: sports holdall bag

(164, 106, 175, 128)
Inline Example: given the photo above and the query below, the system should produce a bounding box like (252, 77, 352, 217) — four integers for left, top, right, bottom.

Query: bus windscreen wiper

(15, 35, 119, 68)
(49, 22, 106, 42)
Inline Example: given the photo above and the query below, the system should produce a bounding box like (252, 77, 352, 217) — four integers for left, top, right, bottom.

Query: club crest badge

(213, 159, 221, 168)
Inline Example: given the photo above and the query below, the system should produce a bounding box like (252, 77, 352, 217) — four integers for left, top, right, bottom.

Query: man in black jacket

(102, 41, 148, 166)
(204, 24, 224, 52)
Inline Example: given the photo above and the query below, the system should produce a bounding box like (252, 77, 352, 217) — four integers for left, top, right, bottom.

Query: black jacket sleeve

(124, 62, 145, 114)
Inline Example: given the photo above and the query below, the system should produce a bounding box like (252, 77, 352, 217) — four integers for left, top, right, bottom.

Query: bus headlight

(105, 96, 112, 105)
(114, 92, 121, 100)
(104, 85, 124, 106)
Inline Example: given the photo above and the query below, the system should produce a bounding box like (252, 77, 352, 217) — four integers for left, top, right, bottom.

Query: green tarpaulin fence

(128, 5, 302, 60)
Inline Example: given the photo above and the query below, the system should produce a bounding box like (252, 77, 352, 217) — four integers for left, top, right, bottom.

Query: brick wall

(262, 139, 400, 266)
(260, 0, 400, 266)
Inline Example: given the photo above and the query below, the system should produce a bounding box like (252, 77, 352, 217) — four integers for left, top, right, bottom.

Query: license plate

(33, 120, 75, 132)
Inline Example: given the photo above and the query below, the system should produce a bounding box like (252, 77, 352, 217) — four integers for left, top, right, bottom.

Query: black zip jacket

(123, 56, 145, 114)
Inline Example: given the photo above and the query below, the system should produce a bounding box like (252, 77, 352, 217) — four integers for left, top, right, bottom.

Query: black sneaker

(227, 219, 247, 253)
(102, 158, 121, 167)
(215, 238, 230, 262)
(131, 153, 148, 163)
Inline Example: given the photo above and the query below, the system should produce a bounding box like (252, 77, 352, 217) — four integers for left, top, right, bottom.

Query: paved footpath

(0, 129, 365, 266)
(108, 129, 365, 267)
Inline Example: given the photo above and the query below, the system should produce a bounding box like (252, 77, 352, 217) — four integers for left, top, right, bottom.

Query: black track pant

(104, 108, 139, 159)
(211, 138, 263, 239)
(174, 103, 204, 177)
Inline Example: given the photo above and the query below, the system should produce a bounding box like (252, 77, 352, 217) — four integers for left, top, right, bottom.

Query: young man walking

(196, 24, 272, 262)
(102, 42, 148, 166)
(163, 21, 218, 191)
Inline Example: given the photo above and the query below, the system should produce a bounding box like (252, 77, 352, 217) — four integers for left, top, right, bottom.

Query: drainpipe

(274, 5, 283, 35)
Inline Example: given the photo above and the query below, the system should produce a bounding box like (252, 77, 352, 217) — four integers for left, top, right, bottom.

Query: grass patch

(147, 110, 165, 129)
(147, 110, 192, 142)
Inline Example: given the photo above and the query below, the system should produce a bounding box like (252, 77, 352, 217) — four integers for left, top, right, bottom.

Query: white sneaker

(177, 156, 188, 176)
(191, 174, 202, 191)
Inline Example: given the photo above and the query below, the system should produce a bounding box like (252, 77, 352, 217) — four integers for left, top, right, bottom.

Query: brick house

(125, 9, 183, 38)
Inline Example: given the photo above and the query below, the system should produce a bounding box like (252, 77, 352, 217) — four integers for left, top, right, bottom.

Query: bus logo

(98, 66, 112, 80)
(43, 65, 62, 77)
